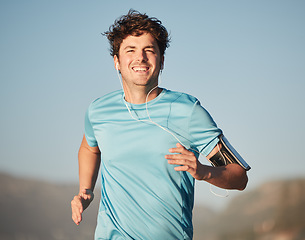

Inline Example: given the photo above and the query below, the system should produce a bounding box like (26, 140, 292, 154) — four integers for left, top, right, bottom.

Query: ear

(160, 55, 165, 70)
(114, 55, 119, 70)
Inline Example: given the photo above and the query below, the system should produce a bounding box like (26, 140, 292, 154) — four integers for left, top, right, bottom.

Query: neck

(123, 85, 162, 104)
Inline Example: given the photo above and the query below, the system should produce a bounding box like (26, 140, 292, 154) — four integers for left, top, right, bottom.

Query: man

(71, 10, 249, 240)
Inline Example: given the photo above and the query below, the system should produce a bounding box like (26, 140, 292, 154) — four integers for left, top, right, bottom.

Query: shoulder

(86, 90, 124, 120)
(161, 89, 203, 119)
(163, 89, 199, 106)
(164, 89, 214, 119)
(163, 89, 201, 112)
(89, 89, 123, 109)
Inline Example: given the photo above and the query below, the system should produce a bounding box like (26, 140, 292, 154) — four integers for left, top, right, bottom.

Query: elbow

(229, 164, 248, 191)
(236, 169, 248, 191)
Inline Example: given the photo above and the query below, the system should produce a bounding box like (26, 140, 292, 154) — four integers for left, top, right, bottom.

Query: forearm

(71, 136, 100, 225)
(199, 163, 248, 190)
(78, 136, 101, 193)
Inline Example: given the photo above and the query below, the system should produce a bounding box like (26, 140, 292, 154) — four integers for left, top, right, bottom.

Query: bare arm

(71, 135, 101, 225)
(166, 143, 248, 190)
(78, 135, 101, 192)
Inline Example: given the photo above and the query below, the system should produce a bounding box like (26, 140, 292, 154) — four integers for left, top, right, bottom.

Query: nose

(136, 50, 148, 62)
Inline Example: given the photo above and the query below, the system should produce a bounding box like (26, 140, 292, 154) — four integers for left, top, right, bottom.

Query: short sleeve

(84, 107, 98, 147)
(189, 101, 222, 156)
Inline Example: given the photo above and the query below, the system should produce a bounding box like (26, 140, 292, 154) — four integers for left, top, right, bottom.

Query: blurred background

(1, 0, 304, 239)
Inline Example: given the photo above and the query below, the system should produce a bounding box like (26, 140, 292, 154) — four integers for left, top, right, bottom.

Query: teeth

(133, 67, 148, 72)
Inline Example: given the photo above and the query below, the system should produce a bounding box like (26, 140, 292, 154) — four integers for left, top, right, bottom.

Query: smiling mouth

(132, 66, 149, 73)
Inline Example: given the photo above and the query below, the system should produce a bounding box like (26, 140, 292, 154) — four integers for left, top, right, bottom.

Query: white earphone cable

(116, 68, 228, 198)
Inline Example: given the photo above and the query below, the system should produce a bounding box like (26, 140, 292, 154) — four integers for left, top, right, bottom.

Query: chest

(90, 102, 192, 169)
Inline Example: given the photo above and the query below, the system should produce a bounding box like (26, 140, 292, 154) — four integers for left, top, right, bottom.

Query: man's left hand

(165, 143, 205, 180)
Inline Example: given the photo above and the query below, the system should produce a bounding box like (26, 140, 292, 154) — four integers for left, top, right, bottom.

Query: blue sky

(1, 0, 304, 207)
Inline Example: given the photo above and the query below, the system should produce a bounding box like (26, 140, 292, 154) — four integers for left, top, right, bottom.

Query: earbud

(116, 63, 119, 70)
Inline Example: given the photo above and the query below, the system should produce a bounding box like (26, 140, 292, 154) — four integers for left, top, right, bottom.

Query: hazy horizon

(1, 1, 304, 208)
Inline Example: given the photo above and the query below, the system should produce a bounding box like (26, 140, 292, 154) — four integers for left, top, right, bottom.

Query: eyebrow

(144, 45, 155, 49)
(124, 46, 136, 50)
(123, 45, 156, 50)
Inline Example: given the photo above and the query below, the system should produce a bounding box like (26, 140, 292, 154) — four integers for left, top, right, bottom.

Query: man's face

(114, 32, 164, 90)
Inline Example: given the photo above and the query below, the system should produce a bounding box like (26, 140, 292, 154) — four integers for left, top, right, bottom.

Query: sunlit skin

(114, 32, 164, 104)
(71, 32, 248, 226)
(166, 143, 248, 190)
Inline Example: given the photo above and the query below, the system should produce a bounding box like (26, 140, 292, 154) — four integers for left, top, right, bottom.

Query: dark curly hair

(103, 9, 170, 58)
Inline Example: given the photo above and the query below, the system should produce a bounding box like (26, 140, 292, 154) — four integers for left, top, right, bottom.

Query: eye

(145, 49, 155, 53)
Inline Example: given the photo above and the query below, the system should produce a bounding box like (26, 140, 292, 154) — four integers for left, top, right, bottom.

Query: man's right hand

(71, 189, 94, 225)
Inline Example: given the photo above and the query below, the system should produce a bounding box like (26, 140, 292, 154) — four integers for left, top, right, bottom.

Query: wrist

(198, 164, 212, 181)
(79, 188, 94, 199)
(87, 189, 94, 201)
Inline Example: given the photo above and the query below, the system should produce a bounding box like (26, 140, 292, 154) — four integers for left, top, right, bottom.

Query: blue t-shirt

(85, 89, 222, 240)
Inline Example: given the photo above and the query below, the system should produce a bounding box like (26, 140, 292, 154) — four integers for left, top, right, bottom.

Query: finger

(176, 143, 184, 148)
(79, 189, 88, 197)
(174, 165, 191, 172)
(165, 153, 195, 161)
(80, 192, 89, 200)
(80, 189, 94, 200)
(167, 159, 189, 165)
(168, 160, 196, 171)
(85, 189, 94, 196)
(71, 198, 83, 225)
(80, 193, 93, 202)
(72, 211, 82, 225)
(85, 189, 94, 200)
(169, 144, 194, 156)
